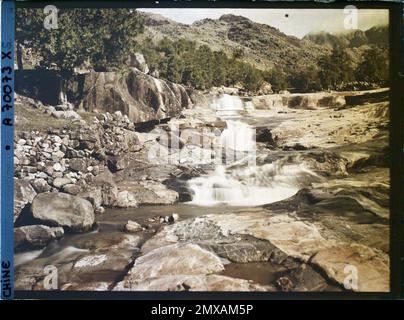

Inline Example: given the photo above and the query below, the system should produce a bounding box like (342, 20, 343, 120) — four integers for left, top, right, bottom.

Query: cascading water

(188, 161, 318, 206)
(187, 94, 318, 206)
(213, 94, 256, 153)
(220, 120, 256, 152)
(212, 94, 245, 117)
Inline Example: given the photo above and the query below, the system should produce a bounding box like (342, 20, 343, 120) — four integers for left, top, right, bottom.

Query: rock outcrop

(14, 178, 37, 223)
(127, 52, 150, 74)
(31, 192, 95, 232)
(250, 88, 388, 111)
(138, 209, 389, 292)
(115, 180, 179, 207)
(311, 244, 389, 292)
(114, 274, 271, 292)
(69, 69, 191, 123)
(14, 225, 64, 252)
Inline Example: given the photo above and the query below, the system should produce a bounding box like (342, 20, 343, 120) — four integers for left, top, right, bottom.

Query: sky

(139, 8, 388, 39)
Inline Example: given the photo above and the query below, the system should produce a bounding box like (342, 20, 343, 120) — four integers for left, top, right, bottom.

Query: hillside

(303, 26, 388, 49)
(138, 12, 330, 71)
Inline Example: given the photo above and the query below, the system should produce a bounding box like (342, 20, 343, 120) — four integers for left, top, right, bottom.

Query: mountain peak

(218, 14, 251, 23)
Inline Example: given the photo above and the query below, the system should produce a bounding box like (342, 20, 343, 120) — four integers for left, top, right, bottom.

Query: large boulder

(115, 180, 179, 207)
(69, 69, 191, 123)
(14, 225, 64, 252)
(311, 244, 389, 292)
(127, 52, 150, 74)
(31, 192, 95, 232)
(79, 170, 118, 208)
(14, 178, 37, 223)
(115, 243, 224, 290)
(113, 242, 275, 292)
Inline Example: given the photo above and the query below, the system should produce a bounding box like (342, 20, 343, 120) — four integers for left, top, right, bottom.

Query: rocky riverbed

(13, 88, 389, 292)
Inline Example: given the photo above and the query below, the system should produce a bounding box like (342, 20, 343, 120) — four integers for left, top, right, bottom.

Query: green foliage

(263, 67, 288, 92)
(318, 46, 356, 90)
(16, 8, 144, 72)
(289, 65, 322, 92)
(140, 37, 264, 92)
(239, 63, 264, 92)
(356, 46, 388, 84)
(142, 36, 389, 93)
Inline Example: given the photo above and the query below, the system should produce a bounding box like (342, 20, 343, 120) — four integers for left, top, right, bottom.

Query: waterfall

(211, 94, 245, 117)
(212, 94, 256, 152)
(220, 120, 256, 152)
(187, 161, 317, 206)
(186, 94, 317, 206)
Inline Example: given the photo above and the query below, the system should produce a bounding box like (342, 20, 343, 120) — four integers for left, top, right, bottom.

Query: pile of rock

(14, 129, 102, 196)
(45, 103, 83, 122)
(13, 110, 148, 235)
(14, 111, 140, 193)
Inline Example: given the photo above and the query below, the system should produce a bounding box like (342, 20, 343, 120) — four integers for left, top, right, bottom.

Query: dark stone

(14, 225, 64, 252)
(31, 192, 95, 233)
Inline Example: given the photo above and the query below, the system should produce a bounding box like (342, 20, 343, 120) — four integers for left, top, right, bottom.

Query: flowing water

(187, 94, 317, 206)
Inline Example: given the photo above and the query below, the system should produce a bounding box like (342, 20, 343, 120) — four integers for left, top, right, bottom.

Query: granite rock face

(114, 274, 272, 292)
(311, 244, 389, 292)
(14, 225, 64, 252)
(70, 69, 191, 123)
(114, 243, 226, 290)
(14, 178, 37, 223)
(31, 192, 95, 232)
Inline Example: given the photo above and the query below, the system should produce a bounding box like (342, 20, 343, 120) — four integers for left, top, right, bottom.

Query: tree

(240, 64, 264, 92)
(264, 67, 288, 92)
(15, 8, 48, 70)
(318, 46, 355, 90)
(139, 37, 266, 92)
(16, 8, 144, 72)
(355, 46, 388, 85)
(290, 65, 321, 92)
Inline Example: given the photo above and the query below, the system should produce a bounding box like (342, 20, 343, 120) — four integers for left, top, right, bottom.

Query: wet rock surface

(115, 243, 225, 290)
(14, 225, 64, 252)
(14, 232, 142, 290)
